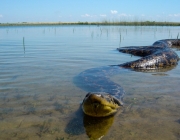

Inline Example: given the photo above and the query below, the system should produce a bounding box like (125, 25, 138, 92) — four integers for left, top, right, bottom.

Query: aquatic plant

(36, 120, 51, 137)
(23, 102, 36, 114)
(119, 31, 121, 47)
(56, 137, 64, 140)
(91, 31, 94, 38)
(2, 108, 14, 114)
(23, 37, 25, 54)
(14, 94, 24, 100)
(53, 101, 64, 113)
(48, 94, 56, 101)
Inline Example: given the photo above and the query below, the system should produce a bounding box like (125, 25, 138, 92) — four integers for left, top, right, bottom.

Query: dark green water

(0, 25, 180, 140)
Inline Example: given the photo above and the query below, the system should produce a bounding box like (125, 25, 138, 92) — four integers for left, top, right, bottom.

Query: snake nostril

(93, 102, 99, 108)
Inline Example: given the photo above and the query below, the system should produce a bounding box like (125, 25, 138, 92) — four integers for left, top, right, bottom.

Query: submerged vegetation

(0, 21, 180, 26)
(0, 24, 180, 139)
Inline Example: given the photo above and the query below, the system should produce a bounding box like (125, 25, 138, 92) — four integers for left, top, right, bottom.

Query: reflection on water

(65, 106, 115, 140)
(0, 25, 180, 139)
(83, 115, 114, 140)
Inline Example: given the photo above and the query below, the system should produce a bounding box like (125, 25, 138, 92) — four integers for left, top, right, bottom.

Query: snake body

(75, 39, 180, 117)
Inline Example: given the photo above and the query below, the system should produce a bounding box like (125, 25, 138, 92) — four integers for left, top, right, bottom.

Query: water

(0, 25, 180, 140)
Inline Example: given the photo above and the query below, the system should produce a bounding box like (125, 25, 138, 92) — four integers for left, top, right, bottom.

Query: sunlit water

(0, 25, 180, 140)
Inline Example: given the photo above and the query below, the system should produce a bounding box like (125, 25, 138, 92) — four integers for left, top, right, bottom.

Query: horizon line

(1, 21, 180, 26)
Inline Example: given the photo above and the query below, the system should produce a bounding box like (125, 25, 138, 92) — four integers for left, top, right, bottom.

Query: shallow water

(0, 25, 180, 140)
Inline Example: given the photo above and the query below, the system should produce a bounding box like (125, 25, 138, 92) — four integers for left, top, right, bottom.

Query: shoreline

(1, 21, 180, 26)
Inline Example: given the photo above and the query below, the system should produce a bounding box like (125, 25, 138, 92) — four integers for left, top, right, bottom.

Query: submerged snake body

(76, 39, 180, 117)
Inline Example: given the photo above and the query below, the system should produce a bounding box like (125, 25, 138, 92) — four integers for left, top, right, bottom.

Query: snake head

(82, 92, 123, 117)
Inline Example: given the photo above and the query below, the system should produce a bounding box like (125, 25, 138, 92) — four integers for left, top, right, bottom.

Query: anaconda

(75, 39, 180, 117)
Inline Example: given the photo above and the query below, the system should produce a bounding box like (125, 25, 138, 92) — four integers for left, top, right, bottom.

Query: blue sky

(1, 0, 180, 23)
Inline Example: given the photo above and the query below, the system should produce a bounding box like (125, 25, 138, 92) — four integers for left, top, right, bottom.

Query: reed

(119, 32, 121, 47)
(91, 31, 94, 38)
(23, 37, 25, 44)
(23, 37, 25, 54)
(99, 20, 180, 26)
(100, 27, 102, 35)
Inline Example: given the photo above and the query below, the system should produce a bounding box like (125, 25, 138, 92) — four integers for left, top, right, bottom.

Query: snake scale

(75, 39, 180, 117)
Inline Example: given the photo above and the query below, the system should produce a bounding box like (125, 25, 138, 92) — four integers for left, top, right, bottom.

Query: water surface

(0, 25, 180, 140)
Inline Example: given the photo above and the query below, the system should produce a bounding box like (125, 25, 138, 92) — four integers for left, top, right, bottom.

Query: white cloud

(141, 14, 145, 17)
(118, 13, 133, 17)
(81, 14, 97, 18)
(174, 14, 180, 17)
(0, 15, 3, 18)
(81, 14, 91, 17)
(168, 13, 180, 17)
(111, 10, 118, 14)
(100, 14, 106, 17)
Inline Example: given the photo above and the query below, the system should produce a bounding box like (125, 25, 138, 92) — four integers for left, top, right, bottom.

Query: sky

(1, 0, 180, 23)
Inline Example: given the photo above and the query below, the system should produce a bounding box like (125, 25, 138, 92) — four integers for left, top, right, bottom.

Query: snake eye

(101, 95, 104, 98)
(113, 97, 122, 106)
(85, 93, 91, 97)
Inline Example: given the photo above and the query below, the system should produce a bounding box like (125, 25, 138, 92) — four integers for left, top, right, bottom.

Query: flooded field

(0, 25, 180, 140)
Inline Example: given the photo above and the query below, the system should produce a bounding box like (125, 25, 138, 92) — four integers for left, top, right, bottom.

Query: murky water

(0, 25, 180, 140)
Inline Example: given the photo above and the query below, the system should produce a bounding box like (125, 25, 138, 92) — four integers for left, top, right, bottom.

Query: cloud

(81, 14, 91, 17)
(0, 15, 3, 18)
(111, 10, 118, 14)
(118, 13, 133, 17)
(100, 14, 106, 17)
(141, 14, 145, 17)
(168, 13, 180, 17)
(81, 14, 97, 18)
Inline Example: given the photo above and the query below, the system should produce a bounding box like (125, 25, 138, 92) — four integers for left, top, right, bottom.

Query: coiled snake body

(75, 39, 180, 117)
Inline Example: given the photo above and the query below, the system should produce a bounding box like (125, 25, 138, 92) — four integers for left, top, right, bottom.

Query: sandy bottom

(0, 71, 180, 140)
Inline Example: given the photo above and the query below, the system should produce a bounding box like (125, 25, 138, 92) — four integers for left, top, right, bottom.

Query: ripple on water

(0, 25, 180, 139)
